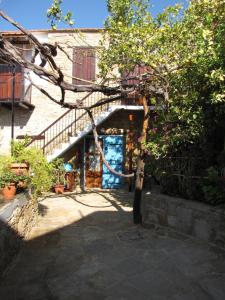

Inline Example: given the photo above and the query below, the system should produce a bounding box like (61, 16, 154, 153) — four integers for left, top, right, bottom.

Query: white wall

(0, 30, 103, 155)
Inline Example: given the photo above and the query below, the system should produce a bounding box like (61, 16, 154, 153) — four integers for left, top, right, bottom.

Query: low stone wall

(143, 191, 225, 248)
(0, 193, 38, 276)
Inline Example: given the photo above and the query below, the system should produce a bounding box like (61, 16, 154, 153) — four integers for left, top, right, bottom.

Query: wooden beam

(16, 135, 45, 140)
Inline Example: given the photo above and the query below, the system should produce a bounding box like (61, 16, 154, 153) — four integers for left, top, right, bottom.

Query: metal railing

(27, 91, 122, 155)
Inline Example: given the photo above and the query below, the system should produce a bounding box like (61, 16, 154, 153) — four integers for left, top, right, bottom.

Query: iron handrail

(26, 91, 94, 147)
(27, 91, 121, 155)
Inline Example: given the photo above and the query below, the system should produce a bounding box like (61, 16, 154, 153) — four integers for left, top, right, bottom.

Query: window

(72, 47, 96, 85)
(0, 63, 23, 101)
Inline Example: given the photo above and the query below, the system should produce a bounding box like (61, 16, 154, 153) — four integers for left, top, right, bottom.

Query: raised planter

(143, 190, 225, 248)
(0, 193, 38, 277)
(10, 163, 29, 176)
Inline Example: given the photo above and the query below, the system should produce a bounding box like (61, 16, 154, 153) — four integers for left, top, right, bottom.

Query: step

(46, 106, 124, 161)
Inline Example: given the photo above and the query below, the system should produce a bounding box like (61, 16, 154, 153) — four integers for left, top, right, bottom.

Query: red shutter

(122, 65, 149, 86)
(73, 48, 96, 85)
(122, 65, 150, 105)
(0, 64, 23, 100)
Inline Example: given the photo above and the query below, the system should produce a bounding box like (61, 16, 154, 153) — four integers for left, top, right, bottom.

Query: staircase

(27, 91, 123, 161)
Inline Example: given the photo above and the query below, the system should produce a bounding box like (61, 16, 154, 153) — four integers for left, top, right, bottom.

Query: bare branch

(57, 44, 73, 62)
(27, 75, 123, 110)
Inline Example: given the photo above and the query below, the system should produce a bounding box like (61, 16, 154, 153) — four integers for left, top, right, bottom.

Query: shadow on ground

(0, 190, 225, 300)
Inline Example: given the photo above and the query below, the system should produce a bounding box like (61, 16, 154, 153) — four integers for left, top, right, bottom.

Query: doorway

(85, 135, 124, 189)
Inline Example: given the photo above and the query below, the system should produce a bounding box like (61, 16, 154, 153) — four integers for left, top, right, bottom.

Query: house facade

(0, 29, 145, 189)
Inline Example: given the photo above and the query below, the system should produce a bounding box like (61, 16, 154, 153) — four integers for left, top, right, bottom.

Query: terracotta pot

(54, 184, 65, 194)
(1, 183, 16, 201)
(65, 172, 75, 192)
(11, 163, 29, 175)
(17, 181, 27, 189)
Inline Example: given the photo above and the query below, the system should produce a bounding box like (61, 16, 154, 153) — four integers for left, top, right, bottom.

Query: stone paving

(0, 190, 225, 300)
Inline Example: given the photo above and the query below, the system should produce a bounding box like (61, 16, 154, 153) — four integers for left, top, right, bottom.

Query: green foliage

(18, 148, 54, 197)
(100, 0, 225, 159)
(11, 137, 31, 159)
(201, 167, 225, 205)
(11, 140, 54, 197)
(17, 174, 31, 184)
(51, 158, 65, 185)
(0, 155, 12, 175)
(47, 0, 74, 29)
(0, 171, 18, 187)
(0, 156, 16, 187)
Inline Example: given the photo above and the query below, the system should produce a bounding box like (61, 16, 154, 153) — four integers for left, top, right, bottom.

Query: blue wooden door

(102, 136, 124, 189)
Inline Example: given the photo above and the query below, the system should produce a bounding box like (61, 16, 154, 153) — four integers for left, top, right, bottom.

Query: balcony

(121, 65, 150, 106)
(0, 64, 34, 110)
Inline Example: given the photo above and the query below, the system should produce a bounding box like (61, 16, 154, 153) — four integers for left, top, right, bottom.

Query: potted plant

(11, 139, 30, 175)
(52, 158, 65, 194)
(11, 141, 54, 197)
(0, 171, 18, 201)
(16, 174, 30, 190)
(10, 162, 29, 176)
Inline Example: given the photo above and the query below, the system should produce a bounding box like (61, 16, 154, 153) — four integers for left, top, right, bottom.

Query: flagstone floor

(0, 190, 225, 300)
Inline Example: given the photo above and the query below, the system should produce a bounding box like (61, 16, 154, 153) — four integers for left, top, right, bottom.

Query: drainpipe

(11, 65, 16, 155)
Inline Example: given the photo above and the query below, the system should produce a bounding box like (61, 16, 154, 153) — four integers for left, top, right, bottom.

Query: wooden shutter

(122, 65, 149, 105)
(0, 64, 23, 100)
(122, 65, 149, 86)
(73, 48, 96, 85)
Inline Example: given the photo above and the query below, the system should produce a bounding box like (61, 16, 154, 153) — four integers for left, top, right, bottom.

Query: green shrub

(51, 158, 65, 185)
(12, 140, 54, 197)
(0, 170, 18, 187)
(201, 167, 225, 205)
(0, 141, 54, 197)
(17, 147, 54, 197)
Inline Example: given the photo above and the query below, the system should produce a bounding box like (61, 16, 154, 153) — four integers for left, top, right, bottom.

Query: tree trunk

(133, 96, 149, 224)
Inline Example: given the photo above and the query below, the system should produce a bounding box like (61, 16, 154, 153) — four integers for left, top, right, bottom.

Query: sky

(0, 0, 187, 31)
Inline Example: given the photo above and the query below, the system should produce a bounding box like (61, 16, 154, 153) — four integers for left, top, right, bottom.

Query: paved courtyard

(0, 190, 225, 300)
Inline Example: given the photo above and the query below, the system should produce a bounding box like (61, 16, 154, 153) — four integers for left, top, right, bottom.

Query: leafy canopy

(47, 0, 224, 158)
(47, 0, 74, 29)
(100, 0, 225, 157)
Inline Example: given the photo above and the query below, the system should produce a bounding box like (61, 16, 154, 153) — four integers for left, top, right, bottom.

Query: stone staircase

(27, 91, 124, 161)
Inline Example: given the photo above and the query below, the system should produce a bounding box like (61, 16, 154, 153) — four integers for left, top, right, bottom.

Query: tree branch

(86, 109, 134, 178)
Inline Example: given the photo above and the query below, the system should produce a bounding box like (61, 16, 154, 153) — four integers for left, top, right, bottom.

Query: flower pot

(54, 184, 65, 194)
(1, 183, 16, 201)
(11, 163, 29, 175)
(17, 180, 27, 189)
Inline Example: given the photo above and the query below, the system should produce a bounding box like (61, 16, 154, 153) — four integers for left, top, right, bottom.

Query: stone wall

(0, 193, 38, 276)
(0, 30, 103, 155)
(143, 191, 225, 248)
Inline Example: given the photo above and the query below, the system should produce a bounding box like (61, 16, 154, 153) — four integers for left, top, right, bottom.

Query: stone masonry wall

(0, 194, 38, 276)
(0, 30, 103, 155)
(143, 191, 225, 249)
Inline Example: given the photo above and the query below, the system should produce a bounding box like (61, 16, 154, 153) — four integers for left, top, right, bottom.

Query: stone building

(0, 29, 144, 189)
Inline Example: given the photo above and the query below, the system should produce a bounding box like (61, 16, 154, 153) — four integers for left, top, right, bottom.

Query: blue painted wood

(102, 136, 124, 189)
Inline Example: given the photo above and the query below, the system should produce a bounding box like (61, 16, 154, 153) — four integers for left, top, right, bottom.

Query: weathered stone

(194, 219, 211, 241)
(0, 194, 37, 277)
(147, 211, 159, 224)
(143, 192, 225, 248)
(176, 206, 193, 234)
(151, 197, 161, 209)
(168, 215, 177, 228)
(167, 200, 177, 216)
(0, 191, 225, 300)
(0, 30, 105, 156)
(157, 211, 168, 226)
